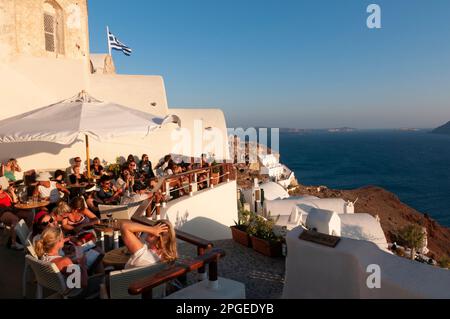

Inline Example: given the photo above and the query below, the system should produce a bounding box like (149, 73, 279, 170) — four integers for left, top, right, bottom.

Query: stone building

(0, 0, 229, 171)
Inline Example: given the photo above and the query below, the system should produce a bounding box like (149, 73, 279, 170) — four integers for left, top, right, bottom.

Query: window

(43, 1, 64, 55)
(44, 13, 55, 52)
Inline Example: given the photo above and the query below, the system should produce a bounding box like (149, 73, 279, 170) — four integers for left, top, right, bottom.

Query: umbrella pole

(85, 134, 91, 179)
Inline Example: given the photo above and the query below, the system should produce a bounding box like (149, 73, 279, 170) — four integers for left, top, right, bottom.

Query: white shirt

(125, 243, 160, 269)
(38, 181, 60, 203)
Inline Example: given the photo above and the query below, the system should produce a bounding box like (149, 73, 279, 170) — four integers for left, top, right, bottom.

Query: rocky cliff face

(432, 121, 450, 135)
(290, 185, 450, 262)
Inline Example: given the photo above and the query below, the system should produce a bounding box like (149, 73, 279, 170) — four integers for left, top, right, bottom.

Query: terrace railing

(156, 163, 236, 206)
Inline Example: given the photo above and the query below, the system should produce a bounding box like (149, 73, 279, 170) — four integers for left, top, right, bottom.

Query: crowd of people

(0, 153, 223, 296)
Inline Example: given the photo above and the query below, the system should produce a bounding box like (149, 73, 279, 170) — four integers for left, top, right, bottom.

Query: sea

(278, 130, 450, 227)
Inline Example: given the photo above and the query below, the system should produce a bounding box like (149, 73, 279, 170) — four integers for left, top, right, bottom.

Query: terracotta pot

(250, 235, 282, 257)
(230, 226, 252, 247)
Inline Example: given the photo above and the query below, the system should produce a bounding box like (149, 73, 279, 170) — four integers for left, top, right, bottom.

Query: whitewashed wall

(283, 227, 450, 299)
(162, 181, 238, 241)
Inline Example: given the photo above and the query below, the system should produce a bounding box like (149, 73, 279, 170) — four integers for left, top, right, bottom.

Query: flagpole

(106, 25, 112, 56)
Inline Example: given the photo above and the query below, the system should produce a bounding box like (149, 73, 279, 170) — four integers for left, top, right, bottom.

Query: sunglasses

(41, 217, 54, 226)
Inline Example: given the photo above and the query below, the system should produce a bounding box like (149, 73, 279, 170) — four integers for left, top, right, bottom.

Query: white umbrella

(0, 91, 169, 177)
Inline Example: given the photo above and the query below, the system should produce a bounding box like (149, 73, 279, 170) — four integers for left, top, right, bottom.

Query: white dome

(260, 182, 290, 201)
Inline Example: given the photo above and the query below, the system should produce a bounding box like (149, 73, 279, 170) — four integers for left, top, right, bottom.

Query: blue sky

(88, 0, 450, 129)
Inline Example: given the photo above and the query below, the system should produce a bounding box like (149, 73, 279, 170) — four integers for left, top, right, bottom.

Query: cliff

(432, 121, 450, 135)
(290, 185, 450, 262)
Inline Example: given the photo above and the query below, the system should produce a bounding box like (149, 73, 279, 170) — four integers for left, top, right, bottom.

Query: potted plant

(230, 209, 252, 247)
(106, 157, 122, 179)
(210, 160, 221, 185)
(247, 215, 283, 257)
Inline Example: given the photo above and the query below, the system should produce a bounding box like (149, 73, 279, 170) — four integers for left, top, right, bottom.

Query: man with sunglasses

(95, 175, 122, 205)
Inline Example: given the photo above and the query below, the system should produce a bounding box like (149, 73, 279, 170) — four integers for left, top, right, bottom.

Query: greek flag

(108, 31, 132, 56)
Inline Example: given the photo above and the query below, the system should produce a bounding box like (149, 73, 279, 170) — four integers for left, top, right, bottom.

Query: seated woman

(115, 168, 134, 194)
(139, 154, 155, 179)
(95, 176, 122, 205)
(1, 158, 21, 183)
(0, 184, 32, 250)
(62, 197, 100, 244)
(122, 154, 136, 170)
(92, 157, 104, 177)
(31, 210, 58, 245)
(120, 220, 177, 269)
(34, 227, 104, 293)
(51, 201, 71, 224)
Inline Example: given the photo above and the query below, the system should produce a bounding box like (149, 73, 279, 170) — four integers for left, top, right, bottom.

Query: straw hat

(35, 172, 52, 182)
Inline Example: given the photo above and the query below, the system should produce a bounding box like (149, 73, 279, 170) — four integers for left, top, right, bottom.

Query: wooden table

(15, 200, 50, 221)
(103, 247, 131, 269)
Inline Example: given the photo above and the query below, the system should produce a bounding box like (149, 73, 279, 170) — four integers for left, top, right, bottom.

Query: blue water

(279, 130, 450, 227)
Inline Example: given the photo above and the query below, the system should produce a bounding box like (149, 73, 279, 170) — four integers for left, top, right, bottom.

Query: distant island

(327, 127, 356, 133)
(432, 121, 450, 135)
(279, 127, 357, 134)
(397, 128, 421, 132)
(279, 128, 311, 134)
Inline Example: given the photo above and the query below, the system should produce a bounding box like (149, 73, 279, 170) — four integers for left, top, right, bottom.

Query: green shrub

(234, 209, 252, 231)
(398, 224, 426, 260)
(247, 214, 282, 242)
(438, 255, 450, 269)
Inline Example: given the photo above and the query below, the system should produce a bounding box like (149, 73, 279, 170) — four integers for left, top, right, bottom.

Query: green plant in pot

(230, 209, 253, 247)
(247, 215, 283, 257)
(211, 160, 221, 185)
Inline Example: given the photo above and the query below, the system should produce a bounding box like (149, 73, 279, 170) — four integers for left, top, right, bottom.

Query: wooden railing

(128, 248, 226, 298)
(157, 163, 236, 205)
(130, 215, 220, 299)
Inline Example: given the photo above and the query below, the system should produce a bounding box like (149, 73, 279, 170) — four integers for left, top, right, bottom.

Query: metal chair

(15, 219, 31, 245)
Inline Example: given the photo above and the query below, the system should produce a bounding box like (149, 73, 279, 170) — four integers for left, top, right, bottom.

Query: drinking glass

(107, 213, 113, 227)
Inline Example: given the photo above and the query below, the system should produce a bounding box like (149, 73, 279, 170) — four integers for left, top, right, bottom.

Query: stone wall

(0, 0, 89, 62)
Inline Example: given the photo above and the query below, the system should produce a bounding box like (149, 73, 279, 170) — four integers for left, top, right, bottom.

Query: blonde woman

(34, 227, 89, 288)
(1, 159, 21, 182)
(120, 220, 178, 269)
(51, 201, 71, 224)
